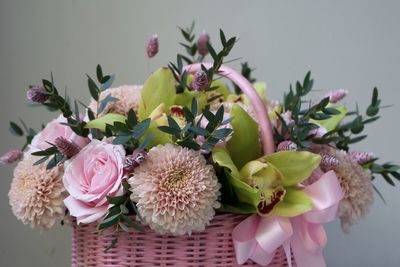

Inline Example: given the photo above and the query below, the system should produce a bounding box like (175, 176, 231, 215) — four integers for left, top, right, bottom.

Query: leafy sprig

(97, 181, 145, 251)
(178, 21, 200, 64)
(370, 161, 400, 186)
(158, 99, 233, 153)
(169, 29, 236, 94)
(277, 72, 341, 148)
(31, 145, 64, 170)
(9, 119, 37, 151)
(104, 109, 152, 154)
(316, 88, 382, 151)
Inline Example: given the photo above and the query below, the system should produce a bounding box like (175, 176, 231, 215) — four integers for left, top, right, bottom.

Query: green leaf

(85, 113, 127, 132)
(99, 214, 120, 229)
(132, 119, 151, 140)
(212, 147, 260, 208)
(121, 215, 145, 232)
(96, 64, 103, 82)
(226, 104, 261, 169)
(120, 204, 129, 214)
(46, 153, 64, 170)
(33, 156, 49, 166)
(106, 195, 126, 205)
(9, 121, 24, 136)
(142, 121, 172, 148)
(310, 105, 347, 132)
(264, 151, 321, 186)
(138, 68, 176, 120)
(100, 74, 115, 91)
(271, 187, 313, 217)
(98, 94, 119, 114)
(127, 109, 137, 127)
(87, 75, 100, 101)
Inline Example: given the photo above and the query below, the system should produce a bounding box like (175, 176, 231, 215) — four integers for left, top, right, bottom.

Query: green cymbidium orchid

(85, 113, 127, 132)
(212, 147, 321, 217)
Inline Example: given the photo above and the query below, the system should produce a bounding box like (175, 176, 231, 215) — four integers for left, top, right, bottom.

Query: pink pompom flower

(63, 139, 126, 224)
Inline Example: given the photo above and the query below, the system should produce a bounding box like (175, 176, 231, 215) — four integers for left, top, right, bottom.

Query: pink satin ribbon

(232, 171, 344, 267)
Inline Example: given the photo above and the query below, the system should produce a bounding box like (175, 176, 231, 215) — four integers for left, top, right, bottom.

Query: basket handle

(183, 63, 275, 155)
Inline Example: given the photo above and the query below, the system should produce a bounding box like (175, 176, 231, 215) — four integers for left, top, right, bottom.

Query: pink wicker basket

(72, 214, 295, 267)
(71, 64, 295, 266)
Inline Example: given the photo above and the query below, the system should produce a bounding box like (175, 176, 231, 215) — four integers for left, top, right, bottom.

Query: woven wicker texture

(71, 214, 295, 267)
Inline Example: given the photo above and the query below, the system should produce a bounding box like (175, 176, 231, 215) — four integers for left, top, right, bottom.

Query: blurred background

(0, 0, 399, 266)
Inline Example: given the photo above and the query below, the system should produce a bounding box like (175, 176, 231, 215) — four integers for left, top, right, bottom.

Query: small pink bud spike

(197, 31, 210, 56)
(124, 148, 147, 174)
(320, 154, 340, 168)
(0, 149, 23, 164)
(146, 34, 159, 59)
(27, 85, 49, 103)
(351, 151, 374, 165)
(325, 89, 348, 104)
(190, 70, 208, 91)
(277, 141, 297, 151)
(55, 137, 81, 158)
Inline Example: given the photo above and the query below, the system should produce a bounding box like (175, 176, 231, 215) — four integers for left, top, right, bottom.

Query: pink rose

(29, 114, 89, 153)
(63, 139, 126, 224)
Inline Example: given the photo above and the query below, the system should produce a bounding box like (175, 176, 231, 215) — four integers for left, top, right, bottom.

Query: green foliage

(169, 28, 236, 95)
(158, 99, 233, 153)
(31, 145, 64, 170)
(98, 181, 145, 251)
(100, 110, 153, 154)
(369, 161, 400, 187)
(9, 119, 37, 151)
(315, 88, 383, 151)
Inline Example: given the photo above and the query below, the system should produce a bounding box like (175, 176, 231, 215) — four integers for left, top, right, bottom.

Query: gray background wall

(0, 1, 399, 266)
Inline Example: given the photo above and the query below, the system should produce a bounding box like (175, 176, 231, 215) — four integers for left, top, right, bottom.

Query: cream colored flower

(318, 146, 374, 232)
(8, 154, 66, 229)
(129, 144, 221, 235)
(89, 85, 142, 116)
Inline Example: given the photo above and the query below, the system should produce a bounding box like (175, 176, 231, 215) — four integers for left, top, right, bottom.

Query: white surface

(0, 1, 399, 266)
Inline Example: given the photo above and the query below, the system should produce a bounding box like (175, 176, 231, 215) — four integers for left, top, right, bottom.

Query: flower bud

(124, 148, 147, 174)
(55, 137, 81, 158)
(0, 149, 23, 164)
(190, 70, 208, 92)
(325, 89, 348, 104)
(320, 154, 339, 168)
(146, 34, 159, 58)
(197, 31, 210, 56)
(350, 151, 374, 165)
(277, 141, 297, 151)
(27, 85, 49, 103)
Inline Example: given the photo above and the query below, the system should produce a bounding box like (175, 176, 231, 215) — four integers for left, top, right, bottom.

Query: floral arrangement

(2, 23, 399, 267)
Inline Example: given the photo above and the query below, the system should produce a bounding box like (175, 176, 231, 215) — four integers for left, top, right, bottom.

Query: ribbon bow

(232, 171, 344, 267)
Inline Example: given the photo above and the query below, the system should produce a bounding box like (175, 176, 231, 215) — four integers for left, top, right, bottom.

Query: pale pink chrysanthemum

(8, 154, 66, 229)
(129, 144, 221, 235)
(89, 85, 142, 116)
(319, 146, 374, 232)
